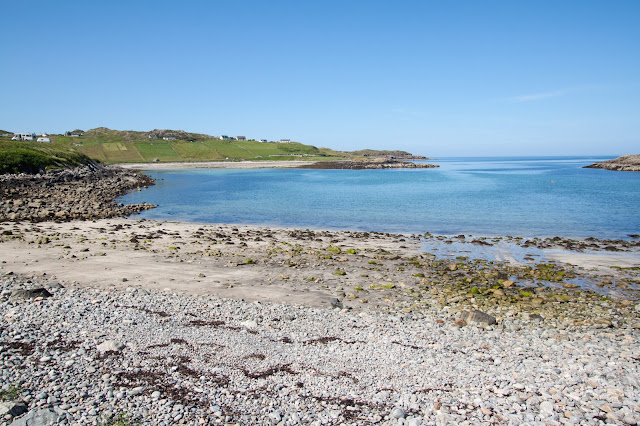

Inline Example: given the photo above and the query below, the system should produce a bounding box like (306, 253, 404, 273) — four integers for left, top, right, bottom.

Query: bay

(119, 156, 640, 239)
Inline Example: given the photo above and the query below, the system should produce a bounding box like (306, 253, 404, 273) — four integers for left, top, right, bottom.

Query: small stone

(330, 298, 344, 309)
(96, 340, 125, 352)
(390, 407, 407, 419)
(540, 400, 554, 416)
(462, 310, 497, 326)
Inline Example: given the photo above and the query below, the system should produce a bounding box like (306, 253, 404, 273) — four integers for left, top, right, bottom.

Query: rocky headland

(585, 154, 640, 172)
(0, 166, 156, 222)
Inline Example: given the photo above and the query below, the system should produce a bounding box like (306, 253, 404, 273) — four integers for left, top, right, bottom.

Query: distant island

(0, 127, 437, 173)
(585, 154, 640, 172)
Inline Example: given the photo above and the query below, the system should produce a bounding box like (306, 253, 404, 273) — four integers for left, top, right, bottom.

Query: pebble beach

(1, 165, 640, 425)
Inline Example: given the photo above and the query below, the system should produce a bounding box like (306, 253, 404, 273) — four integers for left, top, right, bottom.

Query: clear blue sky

(3, 0, 639, 157)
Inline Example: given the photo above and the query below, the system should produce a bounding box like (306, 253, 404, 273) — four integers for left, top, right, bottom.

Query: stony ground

(1, 272, 639, 425)
(1, 166, 639, 425)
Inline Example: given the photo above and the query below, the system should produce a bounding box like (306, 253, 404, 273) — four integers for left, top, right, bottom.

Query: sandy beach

(117, 161, 316, 170)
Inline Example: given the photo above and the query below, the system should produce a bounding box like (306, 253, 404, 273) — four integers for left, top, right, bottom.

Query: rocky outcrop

(297, 160, 439, 170)
(584, 154, 640, 172)
(0, 166, 156, 222)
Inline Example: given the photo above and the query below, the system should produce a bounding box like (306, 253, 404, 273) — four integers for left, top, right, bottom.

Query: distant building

(280, 139, 291, 143)
(237, 136, 246, 141)
(163, 137, 176, 140)
(36, 137, 51, 143)
(219, 135, 229, 140)
(148, 135, 158, 139)
(260, 139, 268, 143)
(64, 131, 84, 137)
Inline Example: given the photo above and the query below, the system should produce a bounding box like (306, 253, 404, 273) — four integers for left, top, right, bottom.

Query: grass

(0, 384, 22, 401)
(0, 140, 94, 173)
(2, 127, 424, 166)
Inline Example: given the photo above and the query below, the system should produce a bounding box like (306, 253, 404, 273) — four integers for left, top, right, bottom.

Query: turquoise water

(119, 156, 640, 239)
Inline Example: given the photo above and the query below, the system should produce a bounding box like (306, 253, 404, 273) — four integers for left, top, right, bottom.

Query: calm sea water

(119, 156, 640, 239)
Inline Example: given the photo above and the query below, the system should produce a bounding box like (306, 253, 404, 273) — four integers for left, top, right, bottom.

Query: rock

(0, 401, 27, 417)
(460, 310, 497, 326)
(330, 298, 344, 309)
(539, 400, 554, 416)
(240, 320, 258, 329)
(96, 340, 125, 352)
(502, 280, 515, 288)
(8, 408, 60, 425)
(454, 318, 467, 328)
(390, 407, 407, 419)
(10, 288, 53, 299)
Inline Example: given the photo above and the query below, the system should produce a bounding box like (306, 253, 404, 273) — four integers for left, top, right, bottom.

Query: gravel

(1, 272, 639, 425)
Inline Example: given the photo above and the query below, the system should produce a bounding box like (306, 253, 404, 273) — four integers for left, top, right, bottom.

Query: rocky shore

(296, 161, 439, 170)
(0, 166, 156, 222)
(1, 166, 639, 424)
(585, 154, 640, 172)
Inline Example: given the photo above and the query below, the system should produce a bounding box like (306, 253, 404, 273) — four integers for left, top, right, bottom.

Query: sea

(118, 156, 640, 240)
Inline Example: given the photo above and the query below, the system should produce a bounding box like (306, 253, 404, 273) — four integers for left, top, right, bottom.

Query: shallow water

(120, 156, 640, 239)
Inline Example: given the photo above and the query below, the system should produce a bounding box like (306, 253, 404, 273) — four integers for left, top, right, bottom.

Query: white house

(280, 139, 291, 143)
(219, 135, 229, 140)
(163, 137, 176, 140)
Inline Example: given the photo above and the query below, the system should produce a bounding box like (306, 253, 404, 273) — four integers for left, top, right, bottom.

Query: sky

(3, 0, 639, 157)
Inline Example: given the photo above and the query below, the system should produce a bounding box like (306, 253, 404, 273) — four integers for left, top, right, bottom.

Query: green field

(1, 127, 420, 167)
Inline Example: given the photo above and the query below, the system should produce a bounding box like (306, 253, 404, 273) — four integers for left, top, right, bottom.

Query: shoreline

(2, 166, 640, 424)
(117, 160, 317, 170)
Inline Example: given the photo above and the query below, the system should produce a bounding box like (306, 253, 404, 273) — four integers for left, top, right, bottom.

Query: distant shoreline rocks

(0, 165, 156, 222)
(296, 160, 440, 170)
(584, 154, 640, 172)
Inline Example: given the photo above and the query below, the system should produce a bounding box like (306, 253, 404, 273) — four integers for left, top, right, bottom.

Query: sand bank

(117, 161, 316, 170)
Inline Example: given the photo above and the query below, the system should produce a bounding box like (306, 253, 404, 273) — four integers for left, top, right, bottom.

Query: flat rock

(10, 288, 53, 299)
(96, 340, 125, 352)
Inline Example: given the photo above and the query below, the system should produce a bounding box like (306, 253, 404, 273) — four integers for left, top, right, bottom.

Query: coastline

(116, 160, 317, 170)
(1, 166, 640, 424)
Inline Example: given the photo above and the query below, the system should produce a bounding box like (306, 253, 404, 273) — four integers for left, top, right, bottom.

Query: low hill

(585, 154, 640, 172)
(0, 140, 95, 174)
(2, 127, 430, 166)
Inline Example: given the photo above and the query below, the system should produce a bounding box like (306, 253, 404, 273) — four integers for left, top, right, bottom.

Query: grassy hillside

(1, 127, 426, 166)
(0, 140, 94, 174)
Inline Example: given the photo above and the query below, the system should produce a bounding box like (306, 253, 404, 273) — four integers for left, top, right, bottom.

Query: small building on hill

(280, 139, 291, 143)
(36, 137, 51, 143)
(219, 135, 229, 140)
(237, 136, 246, 141)
(163, 137, 176, 141)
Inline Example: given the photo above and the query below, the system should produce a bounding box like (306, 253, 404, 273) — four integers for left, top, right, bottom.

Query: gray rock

(461, 310, 497, 326)
(9, 408, 60, 426)
(0, 401, 28, 417)
(96, 340, 125, 352)
(330, 298, 344, 309)
(390, 407, 407, 419)
(10, 288, 53, 299)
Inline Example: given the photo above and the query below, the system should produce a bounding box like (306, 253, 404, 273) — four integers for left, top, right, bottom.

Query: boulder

(460, 310, 497, 326)
(9, 408, 60, 425)
(0, 401, 27, 418)
(10, 288, 53, 300)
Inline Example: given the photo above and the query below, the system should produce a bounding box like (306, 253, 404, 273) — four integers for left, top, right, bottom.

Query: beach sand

(117, 161, 316, 170)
